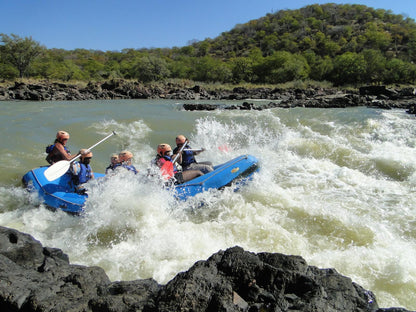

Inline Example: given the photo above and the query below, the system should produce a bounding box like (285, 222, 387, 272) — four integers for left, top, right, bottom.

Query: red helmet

(157, 143, 172, 156)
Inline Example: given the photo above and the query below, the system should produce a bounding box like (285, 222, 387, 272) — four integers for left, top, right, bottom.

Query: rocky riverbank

(0, 226, 410, 312)
(1, 80, 416, 114)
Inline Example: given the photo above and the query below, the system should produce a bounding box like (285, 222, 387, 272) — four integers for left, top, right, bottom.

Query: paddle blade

(160, 161, 174, 180)
(44, 160, 71, 181)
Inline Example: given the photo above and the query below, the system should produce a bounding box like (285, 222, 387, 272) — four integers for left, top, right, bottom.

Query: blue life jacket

(45, 143, 71, 164)
(123, 164, 138, 174)
(72, 162, 92, 185)
(173, 144, 195, 167)
(78, 163, 92, 184)
(105, 164, 116, 174)
(113, 163, 138, 174)
(46, 144, 70, 154)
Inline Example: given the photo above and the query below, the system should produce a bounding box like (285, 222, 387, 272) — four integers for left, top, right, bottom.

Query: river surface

(0, 99, 415, 310)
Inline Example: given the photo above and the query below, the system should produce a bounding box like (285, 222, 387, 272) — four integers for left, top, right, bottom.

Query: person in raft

(116, 150, 138, 174)
(154, 143, 203, 184)
(105, 153, 120, 174)
(45, 130, 80, 164)
(173, 135, 213, 174)
(70, 149, 94, 194)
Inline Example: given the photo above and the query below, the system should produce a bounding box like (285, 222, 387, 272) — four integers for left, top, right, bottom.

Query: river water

(0, 99, 415, 310)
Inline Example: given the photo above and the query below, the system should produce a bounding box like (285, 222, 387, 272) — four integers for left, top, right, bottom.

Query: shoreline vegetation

(1, 79, 416, 115)
(0, 226, 411, 312)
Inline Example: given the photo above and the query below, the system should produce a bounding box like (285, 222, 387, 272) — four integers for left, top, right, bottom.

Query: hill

(196, 3, 416, 60)
(1, 3, 416, 86)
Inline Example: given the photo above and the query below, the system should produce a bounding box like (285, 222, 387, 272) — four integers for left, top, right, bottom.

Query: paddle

(44, 131, 116, 181)
(160, 140, 188, 179)
(172, 139, 188, 164)
(184, 144, 229, 153)
(183, 148, 204, 152)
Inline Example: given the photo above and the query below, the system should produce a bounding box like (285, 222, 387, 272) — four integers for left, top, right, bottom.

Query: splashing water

(0, 100, 415, 310)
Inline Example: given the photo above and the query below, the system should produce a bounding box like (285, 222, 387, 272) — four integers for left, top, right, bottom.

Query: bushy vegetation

(2, 3, 416, 86)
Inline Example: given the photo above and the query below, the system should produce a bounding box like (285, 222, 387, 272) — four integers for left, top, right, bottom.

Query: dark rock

(183, 103, 219, 111)
(0, 226, 111, 311)
(0, 226, 412, 312)
(406, 103, 416, 115)
(359, 85, 389, 96)
(399, 87, 416, 96)
(191, 85, 203, 93)
(1, 81, 416, 117)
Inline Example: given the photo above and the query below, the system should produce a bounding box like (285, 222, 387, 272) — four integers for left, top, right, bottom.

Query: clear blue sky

(1, 0, 415, 51)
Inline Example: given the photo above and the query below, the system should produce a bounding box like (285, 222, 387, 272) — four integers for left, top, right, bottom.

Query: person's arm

(193, 148, 205, 156)
(55, 143, 79, 160)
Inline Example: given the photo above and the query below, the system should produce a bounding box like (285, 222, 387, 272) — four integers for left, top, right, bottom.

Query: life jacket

(158, 155, 178, 172)
(112, 162, 138, 174)
(122, 164, 138, 174)
(45, 143, 71, 164)
(105, 164, 116, 174)
(71, 162, 92, 185)
(46, 143, 70, 154)
(173, 144, 195, 167)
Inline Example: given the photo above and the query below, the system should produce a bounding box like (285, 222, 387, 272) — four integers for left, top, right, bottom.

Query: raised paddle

(184, 144, 229, 153)
(44, 131, 116, 181)
(172, 139, 188, 164)
(183, 148, 204, 152)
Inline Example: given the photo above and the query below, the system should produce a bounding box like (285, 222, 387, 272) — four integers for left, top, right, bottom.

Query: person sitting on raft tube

(173, 135, 213, 174)
(154, 143, 203, 184)
(105, 153, 119, 174)
(70, 149, 94, 194)
(116, 150, 138, 174)
(45, 130, 80, 164)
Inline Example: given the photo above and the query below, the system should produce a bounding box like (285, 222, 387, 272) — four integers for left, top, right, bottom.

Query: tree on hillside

(130, 55, 170, 82)
(255, 51, 310, 83)
(331, 52, 366, 85)
(0, 33, 44, 78)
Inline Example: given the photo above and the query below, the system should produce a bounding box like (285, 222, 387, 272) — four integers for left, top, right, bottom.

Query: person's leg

(181, 170, 204, 182)
(188, 163, 214, 173)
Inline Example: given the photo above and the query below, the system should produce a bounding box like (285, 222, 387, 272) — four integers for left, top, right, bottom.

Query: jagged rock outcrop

(0, 226, 411, 312)
(1, 81, 416, 114)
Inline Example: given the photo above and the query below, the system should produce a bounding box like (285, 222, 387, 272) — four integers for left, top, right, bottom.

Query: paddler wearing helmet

(70, 149, 95, 194)
(45, 130, 80, 164)
(154, 143, 203, 184)
(105, 153, 120, 174)
(173, 135, 213, 174)
(116, 150, 138, 174)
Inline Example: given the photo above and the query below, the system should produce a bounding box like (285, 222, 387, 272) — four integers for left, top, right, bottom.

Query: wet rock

(0, 226, 412, 312)
(1, 81, 415, 114)
(183, 103, 219, 111)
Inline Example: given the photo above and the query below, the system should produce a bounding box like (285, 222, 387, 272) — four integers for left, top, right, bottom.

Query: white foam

(2, 107, 416, 309)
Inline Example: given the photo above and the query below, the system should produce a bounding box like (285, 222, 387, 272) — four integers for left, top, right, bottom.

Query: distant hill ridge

(2, 3, 416, 85)
(195, 3, 416, 60)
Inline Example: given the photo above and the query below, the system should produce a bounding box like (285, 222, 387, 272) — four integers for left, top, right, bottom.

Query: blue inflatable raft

(22, 154, 259, 214)
(173, 154, 259, 200)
